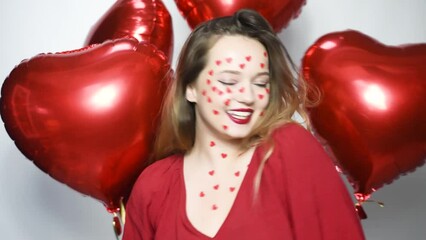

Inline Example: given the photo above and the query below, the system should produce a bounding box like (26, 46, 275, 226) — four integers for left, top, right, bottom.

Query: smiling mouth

(226, 109, 253, 124)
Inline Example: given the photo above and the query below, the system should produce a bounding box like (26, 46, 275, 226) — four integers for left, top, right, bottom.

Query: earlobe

(185, 85, 197, 103)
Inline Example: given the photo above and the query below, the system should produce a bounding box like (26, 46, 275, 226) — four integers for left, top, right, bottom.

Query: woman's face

(186, 35, 270, 140)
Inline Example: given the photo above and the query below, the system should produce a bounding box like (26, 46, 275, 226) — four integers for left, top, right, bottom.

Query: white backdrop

(1, 1, 425, 239)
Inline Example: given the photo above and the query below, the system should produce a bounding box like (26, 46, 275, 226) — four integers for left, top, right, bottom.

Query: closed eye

(218, 80, 236, 86)
(253, 73, 270, 88)
(254, 83, 268, 88)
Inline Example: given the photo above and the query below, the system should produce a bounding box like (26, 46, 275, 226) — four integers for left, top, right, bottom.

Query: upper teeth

(227, 111, 252, 118)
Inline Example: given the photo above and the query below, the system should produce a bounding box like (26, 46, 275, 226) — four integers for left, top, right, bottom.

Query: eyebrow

(218, 70, 270, 77)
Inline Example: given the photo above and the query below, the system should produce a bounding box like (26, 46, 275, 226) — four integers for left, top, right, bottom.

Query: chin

(223, 129, 252, 140)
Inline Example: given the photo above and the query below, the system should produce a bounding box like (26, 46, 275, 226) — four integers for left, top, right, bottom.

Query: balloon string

(354, 198, 385, 219)
(362, 199, 385, 207)
(120, 198, 126, 224)
(112, 198, 126, 240)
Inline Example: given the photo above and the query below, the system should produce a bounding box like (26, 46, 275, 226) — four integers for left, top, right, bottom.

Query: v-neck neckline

(180, 146, 260, 239)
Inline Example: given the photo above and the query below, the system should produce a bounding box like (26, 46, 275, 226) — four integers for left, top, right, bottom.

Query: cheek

(199, 69, 230, 100)
(200, 84, 228, 104)
(255, 87, 270, 107)
(260, 95, 270, 109)
(198, 84, 229, 118)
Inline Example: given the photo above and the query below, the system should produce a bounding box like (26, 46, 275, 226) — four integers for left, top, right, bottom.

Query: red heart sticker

(224, 99, 230, 106)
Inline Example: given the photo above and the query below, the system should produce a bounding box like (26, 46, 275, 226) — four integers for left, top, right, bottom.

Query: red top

(123, 124, 365, 240)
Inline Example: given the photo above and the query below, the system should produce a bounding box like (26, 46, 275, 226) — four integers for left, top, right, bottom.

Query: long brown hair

(152, 9, 315, 164)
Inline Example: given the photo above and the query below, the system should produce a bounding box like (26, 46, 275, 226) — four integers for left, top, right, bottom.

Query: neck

(186, 126, 249, 169)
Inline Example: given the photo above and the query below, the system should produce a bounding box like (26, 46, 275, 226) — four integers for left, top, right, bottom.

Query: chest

(154, 164, 293, 240)
(184, 164, 249, 238)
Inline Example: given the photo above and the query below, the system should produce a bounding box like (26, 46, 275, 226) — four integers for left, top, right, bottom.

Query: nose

(235, 83, 255, 105)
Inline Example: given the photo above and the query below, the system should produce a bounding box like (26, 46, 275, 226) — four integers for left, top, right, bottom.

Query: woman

(123, 9, 365, 240)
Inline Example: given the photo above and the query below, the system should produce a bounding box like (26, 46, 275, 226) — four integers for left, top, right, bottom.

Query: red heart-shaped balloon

(174, 0, 306, 32)
(302, 30, 426, 201)
(86, 0, 174, 61)
(0, 38, 171, 212)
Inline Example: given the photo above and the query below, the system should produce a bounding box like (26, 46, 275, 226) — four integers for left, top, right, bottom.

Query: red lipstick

(226, 109, 253, 124)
